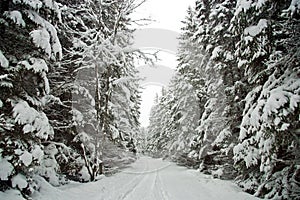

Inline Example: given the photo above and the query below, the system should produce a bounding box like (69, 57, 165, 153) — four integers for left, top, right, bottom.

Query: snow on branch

(244, 19, 268, 37)
(25, 10, 62, 60)
(0, 158, 14, 181)
(11, 99, 54, 139)
(234, 67, 300, 170)
(4, 11, 26, 27)
(283, 0, 300, 16)
(19, 58, 48, 73)
(43, 0, 61, 21)
(0, 51, 9, 68)
(30, 28, 52, 57)
(13, 0, 43, 10)
(73, 85, 95, 107)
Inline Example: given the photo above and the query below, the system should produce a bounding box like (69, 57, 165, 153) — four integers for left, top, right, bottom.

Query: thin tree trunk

(95, 62, 104, 175)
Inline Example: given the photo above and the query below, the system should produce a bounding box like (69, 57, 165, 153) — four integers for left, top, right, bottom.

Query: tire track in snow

(148, 163, 171, 200)
(156, 171, 171, 200)
(120, 159, 172, 200)
(117, 173, 151, 200)
(115, 159, 151, 200)
(104, 158, 150, 200)
(103, 173, 143, 200)
(149, 170, 159, 200)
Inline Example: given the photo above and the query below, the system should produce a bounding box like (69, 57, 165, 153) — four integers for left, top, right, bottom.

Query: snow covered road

(33, 156, 259, 200)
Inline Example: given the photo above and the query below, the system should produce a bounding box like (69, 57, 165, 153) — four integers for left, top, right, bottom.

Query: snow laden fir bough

(0, 0, 63, 193)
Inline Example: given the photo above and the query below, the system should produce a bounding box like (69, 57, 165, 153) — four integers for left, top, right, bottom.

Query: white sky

(132, 0, 195, 127)
(132, 0, 195, 32)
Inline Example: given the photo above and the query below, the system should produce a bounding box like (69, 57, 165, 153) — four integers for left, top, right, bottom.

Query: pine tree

(232, 1, 300, 198)
(0, 0, 62, 195)
(146, 88, 170, 157)
(177, 0, 239, 178)
(168, 75, 200, 167)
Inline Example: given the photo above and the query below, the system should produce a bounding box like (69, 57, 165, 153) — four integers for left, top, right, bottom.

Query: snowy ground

(2, 156, 259, 200)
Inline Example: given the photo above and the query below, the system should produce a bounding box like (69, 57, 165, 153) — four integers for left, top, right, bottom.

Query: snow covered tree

(51, 0, 142, 180)
(146, 88, 170, 157)
(232, 1, 300, 198)
(0, 0, 144, 195)
(147, 0, 239, 176)
(0, 0, 62, 196)
(176, 0, 240, 178)
(110, 67, 141, 147)
(146, 73, 200, 168)
(149, 1, 299, 198)
(136, 127, 148, 153)
(165, 75, 200, 166)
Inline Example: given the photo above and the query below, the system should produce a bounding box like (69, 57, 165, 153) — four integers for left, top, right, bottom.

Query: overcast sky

(132, 0, 195, 127)
(132, 0, 195, 32)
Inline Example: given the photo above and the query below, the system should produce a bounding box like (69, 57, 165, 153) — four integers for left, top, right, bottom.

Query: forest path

(33, 156, 259, 200)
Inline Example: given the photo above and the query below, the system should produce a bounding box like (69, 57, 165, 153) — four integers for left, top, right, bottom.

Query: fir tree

(0, 0, 62, 196)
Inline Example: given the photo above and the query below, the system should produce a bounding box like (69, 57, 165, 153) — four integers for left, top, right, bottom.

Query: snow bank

(0, 189, 25, 200)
